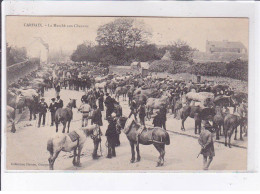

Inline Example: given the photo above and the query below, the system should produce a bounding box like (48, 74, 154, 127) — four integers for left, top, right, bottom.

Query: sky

(6, 16, 249, 54)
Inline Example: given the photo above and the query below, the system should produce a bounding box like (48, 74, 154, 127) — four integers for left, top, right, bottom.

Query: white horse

(47, 125, 99, 170)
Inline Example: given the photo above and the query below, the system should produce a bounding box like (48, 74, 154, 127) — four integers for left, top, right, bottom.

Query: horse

(213, 106, 224, 140)
(181, 105, 215, 132)
(47, 125, 100, 170)
(115, 86, 128, 101)
(55, 99, 77, 133)
(116, 116, 170, 167)
(146, 95, 170, 120)
(7, 105, 16, 133)
(223, 114, 244, 148)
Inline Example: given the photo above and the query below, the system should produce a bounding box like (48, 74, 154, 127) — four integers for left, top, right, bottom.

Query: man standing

(38, 98, 48, 128)
(104, 93, 114, 119)
(91, 104, 103, 159)
(153, 111, 162, 128)
(98, 92, 104, 111)
(128, 100, 138, 120)
(198, 122, 215, 170)
(138, 103, 146, 127)
(56, 95, 63, 109)
(114, 101, 122, 146)
(55, 83, 61, 97)
(105, 113, 117, 158)
(78, 101, 91, 127)
(49, 98, 57, 126)
(160, 105, 167, 130)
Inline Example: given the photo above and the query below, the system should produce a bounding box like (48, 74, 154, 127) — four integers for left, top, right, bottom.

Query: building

(206, 40, 247, 54)
(27, 37, 49, 64)
(139, 62, 150, 77)
(161, 50, 172, 60)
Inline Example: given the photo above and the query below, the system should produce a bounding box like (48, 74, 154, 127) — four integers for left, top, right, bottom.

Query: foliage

(7, 44, 28, 66)
(149, 59, 248, 81)
(164, 40, 197, 62)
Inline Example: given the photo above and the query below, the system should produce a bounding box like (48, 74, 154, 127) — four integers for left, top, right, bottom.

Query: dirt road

(6, 88, 247, 171)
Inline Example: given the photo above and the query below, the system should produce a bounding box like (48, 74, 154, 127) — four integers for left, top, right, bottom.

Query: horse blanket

(68, 131, 80, 142)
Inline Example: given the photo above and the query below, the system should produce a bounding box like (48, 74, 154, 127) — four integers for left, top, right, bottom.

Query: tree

(167, 40, 197, 62)
(6, 43, 28, 66)
(96, 18, 151, 63)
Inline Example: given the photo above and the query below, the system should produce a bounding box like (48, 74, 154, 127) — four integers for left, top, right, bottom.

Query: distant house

(139, 62, 150, 77)
(206, 40, 247, 54)
(131, 62, 141, 69)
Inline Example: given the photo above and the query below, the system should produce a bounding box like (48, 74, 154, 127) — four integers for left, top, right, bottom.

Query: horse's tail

(47, 139, 53, 155)
(164, 132, 170, 145)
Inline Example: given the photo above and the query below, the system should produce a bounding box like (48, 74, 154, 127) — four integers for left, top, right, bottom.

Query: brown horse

(47, 125, 100, 170)
(116, 116, 170, 167)
(181, 106, 215, 133)
(223, 114, 242, 148)
(213, 106, 224, 140)
(55, 99, 77, 133)
(115, 86, 128, 101)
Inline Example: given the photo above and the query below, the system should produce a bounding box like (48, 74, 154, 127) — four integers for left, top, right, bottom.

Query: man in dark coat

(38, 98, 48, 128)
(128, 100, 138, 120)
(91, 104, 103, 159)
(98, 92, 104, 111)
(105, 113, 117, 158)
(114, 101, 122, 146)
(138, 103, 146, 127)
(104, 93, 114, 119)
(153, 111, 162, 128)
(198, 122, 215, 170)
(55, 83, 61, 97)
(49, 98, 57, 126)
(160, 105, 167, 130)
(56, 95, 63, 109)
(81, 92, 88, 103)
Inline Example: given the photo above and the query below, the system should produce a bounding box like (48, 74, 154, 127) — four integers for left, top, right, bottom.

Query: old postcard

(4, 16, 248, 171)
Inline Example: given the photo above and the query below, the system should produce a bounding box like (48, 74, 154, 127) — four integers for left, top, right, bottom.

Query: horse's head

(67, 99, 77, 109)
(115, 117, 128, 133)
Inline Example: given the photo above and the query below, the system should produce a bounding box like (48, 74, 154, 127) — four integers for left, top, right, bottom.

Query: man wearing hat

(198, 121, 215, 170)
(128, 100, 138, 120)
(153, 110, 162, 128)
(49, 98, 57, 126)
(38, 98, 48, 128)
(105, 113, 117, 158)
(78, 100, 92, 127)
(56, 95, 63, 109)
(91, 104, 103, 159)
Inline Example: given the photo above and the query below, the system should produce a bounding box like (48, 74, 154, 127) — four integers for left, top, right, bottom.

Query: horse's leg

(29, 108, 32, 121)
(181, 116, 187, 131)
(62, 121, 66, 133)
(49, 150, 61, 170)
(72, 147, 77, 166)
(55, 121, 58, 133)
(136, 143, 141, 162)
(67, 120, 71, 133)
(234, 127, 237, 140)
(153, 144, 162, 167)
(160, 144, 165, 166)
(130, 142, 135, 163)
(224, 128, 227, 147)
(240, 124, 244, 141)
(228, 130, 232, 148)
(76, 144, 83, 166)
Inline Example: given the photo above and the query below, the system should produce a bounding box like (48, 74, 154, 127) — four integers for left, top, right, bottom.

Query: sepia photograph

(4, 16, 248, 171)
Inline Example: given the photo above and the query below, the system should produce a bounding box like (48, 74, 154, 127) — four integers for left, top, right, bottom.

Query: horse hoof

(62, 131, 65, 133)
(137, 157, 141, 162)
(240, 138, 244, 141)
(156, 162, 160, 167)
(130, 159, 135, 163)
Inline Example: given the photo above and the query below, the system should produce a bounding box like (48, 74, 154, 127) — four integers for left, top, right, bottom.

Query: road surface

(6, 88, 247, 171)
